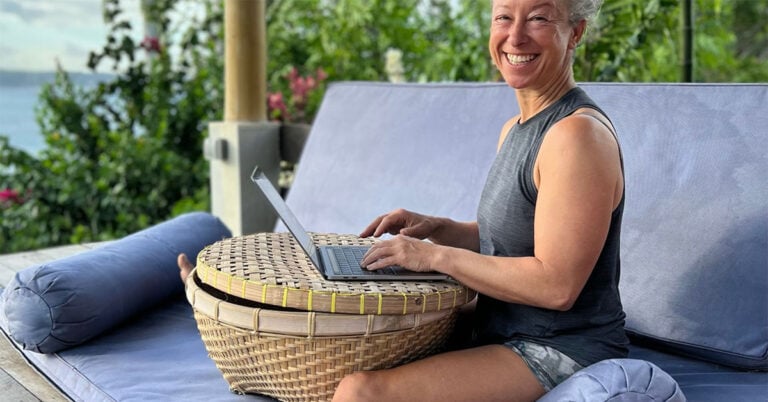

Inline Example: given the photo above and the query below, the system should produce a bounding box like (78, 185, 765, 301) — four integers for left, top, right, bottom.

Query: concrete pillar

(206, 122, 279, 236)
(206, 0, 278, 236)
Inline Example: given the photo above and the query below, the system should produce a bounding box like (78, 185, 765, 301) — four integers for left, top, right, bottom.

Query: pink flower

(0, 188, 22, 206)
(141, 36, 162, 54)
(267, 92, 289, 121)
(268, 66, 328, 123)
(316, 68, 328, 82)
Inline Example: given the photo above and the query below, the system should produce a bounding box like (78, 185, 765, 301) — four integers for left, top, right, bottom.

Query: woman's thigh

(333, 344, 545, 402)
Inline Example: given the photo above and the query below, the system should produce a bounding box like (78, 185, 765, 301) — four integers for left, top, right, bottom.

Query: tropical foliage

(1, 0, 765, 253)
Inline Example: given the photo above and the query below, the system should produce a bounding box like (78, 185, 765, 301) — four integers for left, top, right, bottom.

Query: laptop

(250, 166, 449, 281)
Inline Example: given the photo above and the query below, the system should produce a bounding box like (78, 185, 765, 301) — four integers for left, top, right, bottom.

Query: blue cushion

(0, 212, 230, 353)
(604, 84, 768, 370)
(539, 359, 685, 402)
(629, 344, 768, 402)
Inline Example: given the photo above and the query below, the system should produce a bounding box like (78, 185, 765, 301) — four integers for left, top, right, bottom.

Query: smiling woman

(332, 1, 623, 401)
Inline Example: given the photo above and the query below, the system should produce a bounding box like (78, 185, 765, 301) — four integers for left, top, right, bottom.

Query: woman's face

(489, 0, 584, 90)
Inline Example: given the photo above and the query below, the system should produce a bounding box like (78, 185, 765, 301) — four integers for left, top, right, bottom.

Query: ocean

(0, 83, 44, 154)
(0, 71, 110, 155)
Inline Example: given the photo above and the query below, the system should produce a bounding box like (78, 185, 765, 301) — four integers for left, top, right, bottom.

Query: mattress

(0, 287, 274, 402)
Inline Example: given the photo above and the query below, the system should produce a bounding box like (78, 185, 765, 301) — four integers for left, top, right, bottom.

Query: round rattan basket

(188, 233, 474, 401)
(187, 270, 457, 401)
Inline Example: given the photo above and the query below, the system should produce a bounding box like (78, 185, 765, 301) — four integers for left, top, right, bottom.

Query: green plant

(0, 0, 224, 252)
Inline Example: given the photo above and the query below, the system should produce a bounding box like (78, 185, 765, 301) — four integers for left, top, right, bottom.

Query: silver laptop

(250, 166, 449, 281)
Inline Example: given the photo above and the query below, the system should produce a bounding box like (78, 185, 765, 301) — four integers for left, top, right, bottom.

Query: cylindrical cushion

(1, 212, 230, 353)
(539, 359, 686, 402)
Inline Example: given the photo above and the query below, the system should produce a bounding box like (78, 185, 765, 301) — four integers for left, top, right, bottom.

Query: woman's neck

(515, 73, 576, 124)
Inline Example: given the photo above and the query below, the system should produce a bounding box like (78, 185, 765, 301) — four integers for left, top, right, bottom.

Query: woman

(332, 0, 627, 400)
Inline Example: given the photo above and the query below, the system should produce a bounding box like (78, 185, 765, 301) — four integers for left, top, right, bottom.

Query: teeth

(506, 54, 536, 64)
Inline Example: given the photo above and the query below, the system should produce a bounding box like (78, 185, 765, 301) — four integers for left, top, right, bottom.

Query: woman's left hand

(360, 235, 439, 273)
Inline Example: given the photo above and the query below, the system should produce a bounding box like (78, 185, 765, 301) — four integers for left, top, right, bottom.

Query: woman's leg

(332, 344, 545, 402)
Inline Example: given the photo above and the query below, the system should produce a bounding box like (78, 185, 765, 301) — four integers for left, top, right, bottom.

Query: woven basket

(189, 233, 474, 401)
(187, 270, 457, 401)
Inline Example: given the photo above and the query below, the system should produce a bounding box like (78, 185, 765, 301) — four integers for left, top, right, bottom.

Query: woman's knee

(333, 371, 386, 402)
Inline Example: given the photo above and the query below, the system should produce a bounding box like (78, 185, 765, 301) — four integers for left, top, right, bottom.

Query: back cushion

(589, 84, 768, 370)
(284, 83, 509, 234)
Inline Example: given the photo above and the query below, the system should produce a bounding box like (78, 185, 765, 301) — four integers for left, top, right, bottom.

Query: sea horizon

(0, 69, 113, 155)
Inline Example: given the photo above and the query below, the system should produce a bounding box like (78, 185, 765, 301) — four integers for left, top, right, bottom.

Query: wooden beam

(224, 0, 267, 121)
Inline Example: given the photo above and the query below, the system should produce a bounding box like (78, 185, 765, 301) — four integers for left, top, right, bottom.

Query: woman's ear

(569, 19, 587, 49)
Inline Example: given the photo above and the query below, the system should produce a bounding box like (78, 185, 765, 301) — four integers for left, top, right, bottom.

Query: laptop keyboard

(330, 247, 398, 276)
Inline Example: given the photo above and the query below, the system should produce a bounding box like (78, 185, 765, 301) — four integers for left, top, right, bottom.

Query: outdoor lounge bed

(2, 82, 767, 401)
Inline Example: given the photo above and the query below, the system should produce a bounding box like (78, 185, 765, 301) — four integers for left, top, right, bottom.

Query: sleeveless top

(474, 87, 629, 366)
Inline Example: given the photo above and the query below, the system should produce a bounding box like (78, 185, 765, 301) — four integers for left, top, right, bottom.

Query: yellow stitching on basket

(437, 291, 442, 311)
(453, 289, 458, 308)
(261, 284, 268, 303)
(241, 279, 247, 299)
(360, 294, 365, 315)
(226, 274, 233, 294)
(307, 290, 313, 311)
(282, 287, 288, 308)
(377, 293, 383, 315)
(422, 293, 427, 314)
(402, 293, 408, 315)
(331, 293, 337, 313)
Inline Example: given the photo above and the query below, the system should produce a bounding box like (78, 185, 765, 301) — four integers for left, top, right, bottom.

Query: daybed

(2, 82, 766, 401)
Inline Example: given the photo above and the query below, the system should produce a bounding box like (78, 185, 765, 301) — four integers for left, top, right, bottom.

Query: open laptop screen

(250, 166, 323, 268)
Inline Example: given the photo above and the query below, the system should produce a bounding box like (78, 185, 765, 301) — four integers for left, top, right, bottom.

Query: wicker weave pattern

(195, 309, 456, 402)
(196, 232, 476, 315)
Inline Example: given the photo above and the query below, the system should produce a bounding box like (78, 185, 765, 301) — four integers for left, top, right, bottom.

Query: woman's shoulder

(538, 111, 621, 175)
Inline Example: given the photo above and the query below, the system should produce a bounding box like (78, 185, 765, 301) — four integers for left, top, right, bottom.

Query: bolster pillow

(539, 359, 685, 402)
(1, 212, 230, 353)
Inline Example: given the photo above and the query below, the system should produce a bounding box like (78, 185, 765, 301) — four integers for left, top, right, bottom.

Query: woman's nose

(506, 21, 528, 47)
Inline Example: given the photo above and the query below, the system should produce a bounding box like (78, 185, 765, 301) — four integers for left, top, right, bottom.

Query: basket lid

(195, 232, 476, 315)
(186, 268, 453, 337)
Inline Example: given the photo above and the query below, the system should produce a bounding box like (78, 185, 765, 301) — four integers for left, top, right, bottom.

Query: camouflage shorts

(504, 339, 584, 391)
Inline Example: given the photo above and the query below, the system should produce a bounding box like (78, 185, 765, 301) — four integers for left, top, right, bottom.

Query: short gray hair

(567, 0, 603, 25)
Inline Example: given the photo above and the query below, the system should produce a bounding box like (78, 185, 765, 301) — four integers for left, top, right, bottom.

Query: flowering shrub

(267, 67, 327, 123)
(140, 36, 162, 54)
(0, 188, 22, 207)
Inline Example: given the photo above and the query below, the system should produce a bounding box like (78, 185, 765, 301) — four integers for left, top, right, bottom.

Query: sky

(0, 0, 144, 72)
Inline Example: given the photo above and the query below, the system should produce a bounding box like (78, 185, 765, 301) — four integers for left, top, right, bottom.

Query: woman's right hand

(359, 208, 442, 240)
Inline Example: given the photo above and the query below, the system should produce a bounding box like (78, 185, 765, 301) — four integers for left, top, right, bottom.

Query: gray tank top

(475, 87, 629, 366)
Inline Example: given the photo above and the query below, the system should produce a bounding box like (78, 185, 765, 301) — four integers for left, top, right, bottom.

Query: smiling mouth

(505, 53, 537, 65)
